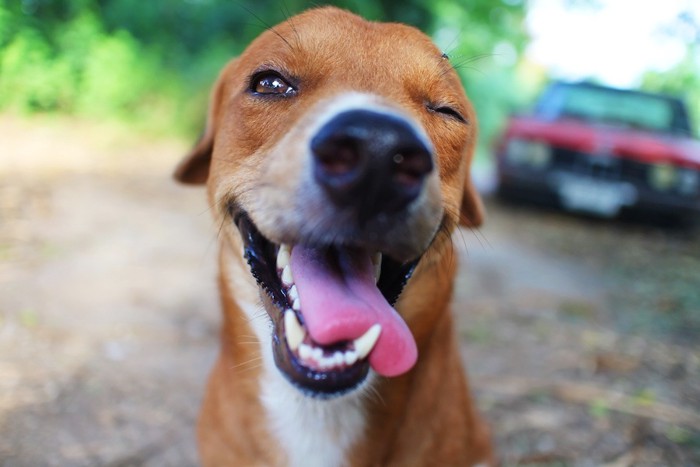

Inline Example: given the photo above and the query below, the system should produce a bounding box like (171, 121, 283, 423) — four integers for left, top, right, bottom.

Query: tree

(0, 0, 528, 140)
(641, 11, 700, 136)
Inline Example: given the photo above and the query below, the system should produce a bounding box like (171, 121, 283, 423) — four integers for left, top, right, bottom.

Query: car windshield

(538, 84, 689, 135)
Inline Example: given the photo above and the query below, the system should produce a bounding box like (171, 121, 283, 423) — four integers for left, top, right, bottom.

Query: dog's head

(175, 7, 483, 398)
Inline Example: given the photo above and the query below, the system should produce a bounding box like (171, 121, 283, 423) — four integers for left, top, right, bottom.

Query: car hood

(505, 116, 700, 170)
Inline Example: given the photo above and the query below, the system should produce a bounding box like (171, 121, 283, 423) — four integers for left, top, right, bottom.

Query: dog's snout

(311, 110, 433, 217)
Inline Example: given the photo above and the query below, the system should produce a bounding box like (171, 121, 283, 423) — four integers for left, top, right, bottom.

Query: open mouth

(235, 210, 421, 398)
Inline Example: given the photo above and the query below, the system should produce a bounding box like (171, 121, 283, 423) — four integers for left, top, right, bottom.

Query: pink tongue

(290, 245, 417, 377)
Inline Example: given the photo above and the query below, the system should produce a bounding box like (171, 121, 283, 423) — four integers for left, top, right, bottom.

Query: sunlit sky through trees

(526, 0, 699, 87)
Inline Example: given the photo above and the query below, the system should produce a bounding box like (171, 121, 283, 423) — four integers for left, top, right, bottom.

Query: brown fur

(175, 7, 493, 466)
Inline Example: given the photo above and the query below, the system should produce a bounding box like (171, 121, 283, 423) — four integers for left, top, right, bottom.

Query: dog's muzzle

(311, 109, 433, 224)
(234, 109, 440, 398)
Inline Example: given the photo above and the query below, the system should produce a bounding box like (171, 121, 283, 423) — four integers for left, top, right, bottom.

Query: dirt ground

(1, 116, 698, 466)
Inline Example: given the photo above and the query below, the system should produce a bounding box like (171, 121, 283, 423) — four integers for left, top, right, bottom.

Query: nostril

(311, 134, 365, 197)
(314, 137, 361, 178)
(392, 148, 433, 187)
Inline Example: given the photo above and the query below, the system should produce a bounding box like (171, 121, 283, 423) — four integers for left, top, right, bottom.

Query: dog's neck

(261, 371, 367, 467)
(220, 242, 368, 467)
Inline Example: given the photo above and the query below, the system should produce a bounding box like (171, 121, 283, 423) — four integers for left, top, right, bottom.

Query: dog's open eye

(427, 105, 467, 124)
(252, 72, 297, 96)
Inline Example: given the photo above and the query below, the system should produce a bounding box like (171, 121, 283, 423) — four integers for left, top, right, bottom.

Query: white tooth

(312, 347, 323, 361)
(354, 324, 382, 359)
(288, 285, 299, 301)
(284, 309, 305, 351)
(344, 350, 358, 366)
(333, 351, 344, 366)
(277, 244, 291, 270)
(299, 343, 312, 360)
(292, 297, 301, 311)
(281, 265, 293, 287)
(372, 253, 382, 283)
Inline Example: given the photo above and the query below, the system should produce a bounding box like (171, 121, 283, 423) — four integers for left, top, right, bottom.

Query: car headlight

(649, 163, 677, 191)
(649, 164, 699, 195)
(505, 138, 551, 169)
(677, 168, 699, 195)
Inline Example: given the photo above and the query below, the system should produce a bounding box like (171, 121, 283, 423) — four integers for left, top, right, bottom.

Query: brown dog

(175, 7, 493, 466)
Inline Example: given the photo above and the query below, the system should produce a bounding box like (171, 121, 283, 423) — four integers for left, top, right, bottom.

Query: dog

(174, 7, 493, 466)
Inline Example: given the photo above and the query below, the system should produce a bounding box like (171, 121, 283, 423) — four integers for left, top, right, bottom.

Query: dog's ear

(459, 176, 485, 228)
(173, 59, 238, 185)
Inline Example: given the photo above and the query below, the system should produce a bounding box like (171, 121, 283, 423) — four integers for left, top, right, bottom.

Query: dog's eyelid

(426, 103, 468, 124)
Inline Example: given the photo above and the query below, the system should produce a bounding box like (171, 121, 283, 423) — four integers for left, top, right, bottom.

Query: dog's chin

(233, 209, 423, 399)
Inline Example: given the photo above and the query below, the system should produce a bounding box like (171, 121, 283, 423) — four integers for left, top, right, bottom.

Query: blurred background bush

(0, 0, 530, 155)
(1, 0, 698, 155)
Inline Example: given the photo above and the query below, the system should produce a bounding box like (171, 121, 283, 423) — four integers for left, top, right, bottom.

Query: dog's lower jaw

(215, 241, 370, 467)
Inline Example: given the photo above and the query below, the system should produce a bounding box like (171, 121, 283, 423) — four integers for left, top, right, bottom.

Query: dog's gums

(235, 210, 420, 397)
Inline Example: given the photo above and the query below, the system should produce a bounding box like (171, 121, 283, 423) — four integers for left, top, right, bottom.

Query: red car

(495, 81, 700, 223)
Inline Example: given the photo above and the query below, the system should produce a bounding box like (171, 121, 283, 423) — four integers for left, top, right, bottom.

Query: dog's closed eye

(427, 104, 467, 124)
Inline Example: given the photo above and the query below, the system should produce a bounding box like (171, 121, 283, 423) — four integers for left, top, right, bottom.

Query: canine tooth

(277, 248, 290, 271)
(284, 309, 305, 352)
(372, 253, 382, 283)
(292, 297, 301, 311)
(299, 343, 312, 360)
(281, 265, 293, 286)
(288, 285, 299, 301)
(344, 350, 358, 366)
(277, 244, 291, 270)
(354, 324, 382, 359)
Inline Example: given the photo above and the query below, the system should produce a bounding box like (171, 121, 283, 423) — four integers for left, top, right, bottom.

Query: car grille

(551, 147, 648, 184)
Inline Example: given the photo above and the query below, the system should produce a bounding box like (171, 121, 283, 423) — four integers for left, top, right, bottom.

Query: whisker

(245, 310, 269, 324)
(236, 3, 297, 52)
(280, 0, 302, 49)
(229, 355, 263, 371)
(440, 53, 494, 78)
(363, 383, 386, 407)
(238, 334, 261, 340)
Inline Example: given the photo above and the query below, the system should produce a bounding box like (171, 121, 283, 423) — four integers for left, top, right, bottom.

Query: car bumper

(497, 159, 700, 219)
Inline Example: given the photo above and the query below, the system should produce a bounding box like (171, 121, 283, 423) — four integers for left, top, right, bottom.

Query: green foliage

(0, 0, 527, 137)
(642, 46, 700, 137)
(426, 0, 529, 161)
(78, 30, 152, 116)
(0, 27, 57, 111)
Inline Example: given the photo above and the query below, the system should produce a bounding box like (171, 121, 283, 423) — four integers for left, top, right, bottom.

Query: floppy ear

(456, 101, 485, 227)
(173, 59, 238, 184)
(459, 177, 485, 227)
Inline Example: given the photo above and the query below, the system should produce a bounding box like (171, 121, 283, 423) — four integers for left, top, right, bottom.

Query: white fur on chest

(225, 247, 367, 467)
(262, 372, 366, 467)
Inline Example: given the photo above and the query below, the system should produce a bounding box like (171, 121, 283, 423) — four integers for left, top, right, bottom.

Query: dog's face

(175, 7, 483, 398)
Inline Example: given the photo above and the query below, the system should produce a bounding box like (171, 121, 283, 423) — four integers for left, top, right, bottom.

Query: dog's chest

(261, 371, 366, 467)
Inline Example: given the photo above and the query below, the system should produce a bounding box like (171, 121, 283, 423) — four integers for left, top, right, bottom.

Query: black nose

(311, 110, 433, 220)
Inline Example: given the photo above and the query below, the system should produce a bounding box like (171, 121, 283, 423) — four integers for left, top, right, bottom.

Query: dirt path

(457, 203, 700, 465)
(1, 116, 698, 466)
